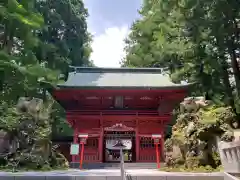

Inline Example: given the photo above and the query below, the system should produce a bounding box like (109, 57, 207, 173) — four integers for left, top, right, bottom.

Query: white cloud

(90, 26, 129, 67)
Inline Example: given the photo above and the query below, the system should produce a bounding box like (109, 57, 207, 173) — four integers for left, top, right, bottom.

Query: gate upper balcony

(42, 66, 192, 113)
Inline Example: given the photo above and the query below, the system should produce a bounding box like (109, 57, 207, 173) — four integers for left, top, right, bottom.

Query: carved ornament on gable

(104, 123, 134, 131)
(86, 96, 99, 100)
(140, 96, 152, 100)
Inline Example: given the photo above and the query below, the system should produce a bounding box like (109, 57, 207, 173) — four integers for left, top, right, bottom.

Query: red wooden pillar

(161, 128, 165, 161)
(78, 134, 88, 169)
(80, 142, 85, 169)
(155, 142, 160, 168)
(98, 127, 103, 162)
(135, 121, 139, 162)
(152, 134, 162, 168)
(72, 128, 78, 163)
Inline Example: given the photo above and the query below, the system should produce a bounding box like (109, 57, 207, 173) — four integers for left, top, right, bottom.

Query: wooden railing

(76, 152, 99, 162)
(83, 154, 99, 162)
(139, 149, 156, 162)
(139, 155, 156, 161)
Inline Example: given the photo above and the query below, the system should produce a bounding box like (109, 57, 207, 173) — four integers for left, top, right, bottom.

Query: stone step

(70, 163, 162, 169)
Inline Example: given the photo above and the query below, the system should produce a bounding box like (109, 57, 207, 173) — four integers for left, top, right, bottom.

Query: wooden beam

(53, 89, 187, 100)
(66, 115, 170, 121)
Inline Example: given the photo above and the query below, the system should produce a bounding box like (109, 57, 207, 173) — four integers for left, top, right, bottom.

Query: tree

(0, 0, 93, 170)
(0, 0, 51, 101)
(34, 0, 93, 72)
(123, 0, 240, 170)
(34, 0, 93, 139)
(123, 0, 240, 114)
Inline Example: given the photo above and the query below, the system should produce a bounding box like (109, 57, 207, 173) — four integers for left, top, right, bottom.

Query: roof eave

(55, 83, 194, 91)
(69, 66, 164, 73)
(39, 81, 56, 94)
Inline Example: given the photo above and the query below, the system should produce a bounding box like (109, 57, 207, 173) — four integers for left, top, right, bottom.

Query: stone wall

(0, 172, 224, 180)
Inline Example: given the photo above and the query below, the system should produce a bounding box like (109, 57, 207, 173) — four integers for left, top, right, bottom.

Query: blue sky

(83, 0, 142, 67)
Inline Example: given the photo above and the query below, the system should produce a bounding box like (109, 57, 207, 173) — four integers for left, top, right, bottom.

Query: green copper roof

(56, 66, 191, 89)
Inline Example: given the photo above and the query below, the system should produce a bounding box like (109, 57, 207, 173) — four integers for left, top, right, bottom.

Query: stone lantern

(113, 140, 126, 180)
(113, 140, 127, 149)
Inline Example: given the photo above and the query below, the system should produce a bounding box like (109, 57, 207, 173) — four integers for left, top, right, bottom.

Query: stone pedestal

(218, 140, 240, 173)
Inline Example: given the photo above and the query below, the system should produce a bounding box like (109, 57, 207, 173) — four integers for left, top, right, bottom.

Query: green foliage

(0, 102, 49, 170)
(1, 0, 44, 28)
(164, 103, 235, 171)
(160, 165, 222, 173)
(34, 0, 92, 69)
(123, 0, 240, 115)
(0, 0, 92, 170)
(51, 104, 73, 136)
(199, 106, 236, 125)
(124, 0, 240, 171)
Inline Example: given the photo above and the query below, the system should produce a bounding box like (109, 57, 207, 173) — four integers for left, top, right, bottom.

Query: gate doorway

(103, 131, 136, 162)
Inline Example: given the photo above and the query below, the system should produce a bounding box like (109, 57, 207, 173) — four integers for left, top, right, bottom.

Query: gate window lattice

(85, 138, 98, 148)
(140, 137, 155, 148)
(104, 131, 135, 140)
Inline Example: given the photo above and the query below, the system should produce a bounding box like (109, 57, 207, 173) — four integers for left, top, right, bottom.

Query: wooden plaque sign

(152, 134, 162, 138)
(78, 133, 88, 138)
(70, 143, 79, 155)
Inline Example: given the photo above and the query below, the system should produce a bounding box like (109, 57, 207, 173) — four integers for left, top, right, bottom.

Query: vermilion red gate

(49, 66, 191, 165)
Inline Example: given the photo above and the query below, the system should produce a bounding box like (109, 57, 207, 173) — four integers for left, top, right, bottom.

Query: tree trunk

(229, 41, 240, 95)
(219, 56, 237, 113)
(2, 24, 13, 54)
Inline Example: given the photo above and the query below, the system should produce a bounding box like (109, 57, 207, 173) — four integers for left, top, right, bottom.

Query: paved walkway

(0, 169, 223, 176)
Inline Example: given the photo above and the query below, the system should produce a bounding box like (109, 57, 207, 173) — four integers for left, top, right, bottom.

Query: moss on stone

(164, 98, 236, 172)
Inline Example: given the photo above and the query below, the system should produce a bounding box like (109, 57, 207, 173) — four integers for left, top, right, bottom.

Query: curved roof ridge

(54, 66, 194, 89)
(69, 66, 163, 74)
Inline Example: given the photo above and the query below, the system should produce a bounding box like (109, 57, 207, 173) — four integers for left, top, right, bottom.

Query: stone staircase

(71, 162, 160, 169)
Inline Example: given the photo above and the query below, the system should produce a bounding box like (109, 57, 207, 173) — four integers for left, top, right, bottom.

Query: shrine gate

(49, 66, 191, 164)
